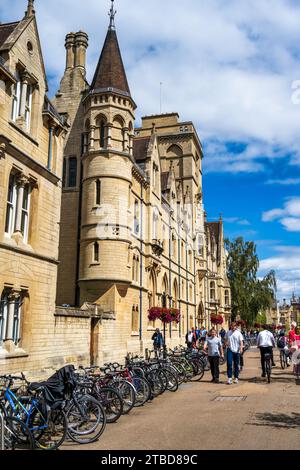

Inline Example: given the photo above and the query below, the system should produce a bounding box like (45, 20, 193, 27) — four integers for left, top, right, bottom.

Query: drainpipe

(139, 181, 143, 341)
(47, 125, 54, 170)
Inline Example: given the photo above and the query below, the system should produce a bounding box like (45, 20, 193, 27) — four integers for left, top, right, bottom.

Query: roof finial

(26, 0, 35, 17)
(109, 0, 117, 30)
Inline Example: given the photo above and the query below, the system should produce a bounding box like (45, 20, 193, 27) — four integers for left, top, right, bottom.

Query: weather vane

(109, 0, 117, 30)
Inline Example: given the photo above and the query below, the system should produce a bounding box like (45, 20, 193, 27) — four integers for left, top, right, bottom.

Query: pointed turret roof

(90, 26, 131, 96)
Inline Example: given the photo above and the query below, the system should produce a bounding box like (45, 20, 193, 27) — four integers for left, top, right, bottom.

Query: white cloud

(262, 197, 300, 231)
(266, 178, 300, 185)
(1, 0, 300, 173)
(223, 217, 251, 226)
(259, 245, 300, 301)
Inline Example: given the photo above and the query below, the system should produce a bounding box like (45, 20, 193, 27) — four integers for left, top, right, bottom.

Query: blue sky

(1, 0, 300, 301)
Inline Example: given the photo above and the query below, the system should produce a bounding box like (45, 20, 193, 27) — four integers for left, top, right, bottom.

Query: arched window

(132, 255, 136, 281)
(225, 290, 229, 306)
(162, 274, 169, 306)
(149, 270, 157, 327)
(100, 121, 105, 148)
(189, 283, 193, 303)
(95, 115, 107, 150)
(136, 256, 139, 283)
(132, 306, 139, 333)
(94, 242, 99, 263)
(210, 281, 216, 301)
(96, 180, 101, 206)
(112, 116, 124, 151)
(172, 279, 178, 308)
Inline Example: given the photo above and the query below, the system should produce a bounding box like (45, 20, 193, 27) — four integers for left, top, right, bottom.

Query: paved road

(64, 349, 300, 451)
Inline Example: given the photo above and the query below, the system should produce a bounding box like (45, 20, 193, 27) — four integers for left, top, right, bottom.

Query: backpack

(277, 337, 285, 349)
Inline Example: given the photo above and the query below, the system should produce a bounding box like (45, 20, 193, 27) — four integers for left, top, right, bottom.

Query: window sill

(90, 262, 101, 266)
(0, 347, 28, 359)
(9, 121, 39, 146)
(131, 332, 139, 337)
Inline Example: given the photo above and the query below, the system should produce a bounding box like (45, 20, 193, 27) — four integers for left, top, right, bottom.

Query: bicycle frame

(4, 386, 48, 433)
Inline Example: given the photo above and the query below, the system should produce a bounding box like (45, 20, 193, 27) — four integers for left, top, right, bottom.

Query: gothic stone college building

(0, 1, 231, 377)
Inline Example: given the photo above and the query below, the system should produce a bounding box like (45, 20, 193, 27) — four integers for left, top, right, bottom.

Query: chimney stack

(65, 32, 75, 70)
(25, 0, 35, 17)
(74, 31, 89, 71)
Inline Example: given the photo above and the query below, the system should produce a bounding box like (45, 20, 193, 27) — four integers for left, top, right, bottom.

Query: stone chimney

(25, 0, 35, 17)
(74, 31, 88, 71)
(65, 33, 75, 70)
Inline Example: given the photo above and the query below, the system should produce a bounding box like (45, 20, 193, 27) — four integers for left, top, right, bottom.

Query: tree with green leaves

(225, 237, 276, 325)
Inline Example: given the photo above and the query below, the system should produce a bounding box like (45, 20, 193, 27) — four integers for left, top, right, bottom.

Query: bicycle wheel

(146, 370, 164, 397)
(161, 369, 178, 392)
(4, 416, 34, 450)
(265, 358, 271, 383)
(131, 376, 151, 407)
(95, 386, 123, 423)
(280, 350, 286, 369)
(34, 408, 67, 450)
(66, 395, 106, 444)
(112, 380, 136, 414)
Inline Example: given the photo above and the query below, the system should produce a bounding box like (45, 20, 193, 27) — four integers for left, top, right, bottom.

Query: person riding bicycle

(257, 327, 276, 378)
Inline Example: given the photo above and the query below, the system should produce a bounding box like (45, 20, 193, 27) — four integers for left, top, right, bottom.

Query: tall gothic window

(5, 173, 17, 236)
(197, 235, 204, 257)
(225, 290, 229, 306)
(68, 157, 77, 187)
(11, 72, 21, 122)
(100, 122, 105, 148)
(134, 200, 139, 235)
(94, 242, 100, 263)
(5, 173, 31, 242)
(0, 290, 23, 346)
(21, 184, 31, 243)
(25, 85, 33, 131)
(210, 281, 216, 301)
(96, 180, 101, 206)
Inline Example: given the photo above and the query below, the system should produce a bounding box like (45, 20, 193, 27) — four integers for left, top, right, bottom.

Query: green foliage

(225, 237, 277, 325)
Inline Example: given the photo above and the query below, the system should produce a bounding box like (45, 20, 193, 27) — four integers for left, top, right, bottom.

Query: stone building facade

(0, 1, 231, 375)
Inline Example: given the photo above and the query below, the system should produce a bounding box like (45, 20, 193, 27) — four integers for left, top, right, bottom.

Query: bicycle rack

(0, 410, 4, 450)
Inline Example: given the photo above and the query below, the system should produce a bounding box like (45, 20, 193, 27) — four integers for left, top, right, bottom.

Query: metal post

(0, 410, 4, 450)
(163, 322, 166, 358)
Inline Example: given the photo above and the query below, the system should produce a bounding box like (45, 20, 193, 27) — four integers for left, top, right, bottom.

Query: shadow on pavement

(249, 412, 300, 429)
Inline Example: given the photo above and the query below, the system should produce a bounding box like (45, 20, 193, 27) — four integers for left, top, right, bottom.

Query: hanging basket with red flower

(210, 314, 224, 325)
(237, 320, 247, 328)
(148, 307, 181, 324)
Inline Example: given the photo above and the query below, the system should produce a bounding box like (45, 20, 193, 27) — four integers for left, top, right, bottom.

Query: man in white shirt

(225, 322, 244, 385)
(257, 328, 276, 377)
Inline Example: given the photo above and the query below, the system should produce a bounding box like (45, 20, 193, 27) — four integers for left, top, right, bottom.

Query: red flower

(148, 307, 181, 324)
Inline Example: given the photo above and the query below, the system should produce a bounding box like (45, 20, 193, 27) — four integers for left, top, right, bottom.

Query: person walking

(152, 328, 164, 353)
(200, 325, 207, 344)
(185, 330, 193, 349)
(204, 328, 224, 383)
(257, 327, 276, 377)
(225, 322, 244, 385)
